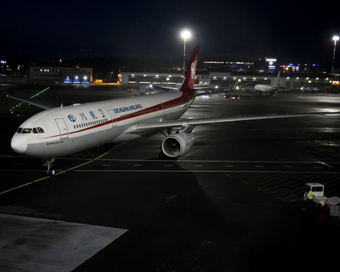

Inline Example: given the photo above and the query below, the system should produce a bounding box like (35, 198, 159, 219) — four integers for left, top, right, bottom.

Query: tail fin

(179, 46, 199, 95)
(272, 71, 281, 87)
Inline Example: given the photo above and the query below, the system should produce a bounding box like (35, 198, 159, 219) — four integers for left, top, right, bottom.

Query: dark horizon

(1, 0, 339, 68)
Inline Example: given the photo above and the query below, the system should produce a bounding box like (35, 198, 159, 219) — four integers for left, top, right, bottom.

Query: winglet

(179, 46, 199, 96)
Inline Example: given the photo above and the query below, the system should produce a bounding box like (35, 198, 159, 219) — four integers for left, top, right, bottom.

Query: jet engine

(161, 132, 194, 158)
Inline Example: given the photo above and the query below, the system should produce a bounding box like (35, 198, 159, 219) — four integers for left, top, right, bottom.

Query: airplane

(223, 82, 256, 99)
(254, 71, 281, 96)
(8, 46, 337, 175)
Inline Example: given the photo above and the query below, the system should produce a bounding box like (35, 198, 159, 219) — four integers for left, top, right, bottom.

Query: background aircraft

(254, 71, 281, 96)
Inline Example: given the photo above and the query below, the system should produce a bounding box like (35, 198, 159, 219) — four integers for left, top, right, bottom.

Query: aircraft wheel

(45, 169, 56, 176)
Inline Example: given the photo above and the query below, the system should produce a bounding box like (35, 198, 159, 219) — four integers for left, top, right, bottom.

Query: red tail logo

(180, 46, 199, 93)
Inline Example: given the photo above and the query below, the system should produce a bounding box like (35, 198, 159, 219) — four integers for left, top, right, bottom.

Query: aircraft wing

(152, 85, 179, 92)
(7, 88, 58, 110)
(125, 112, 339, 133)
(195, 88, 230, 96)
(153, 85, 227, 96)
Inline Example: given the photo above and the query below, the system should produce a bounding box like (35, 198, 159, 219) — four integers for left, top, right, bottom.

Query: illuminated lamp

(181, 29, 191, 72)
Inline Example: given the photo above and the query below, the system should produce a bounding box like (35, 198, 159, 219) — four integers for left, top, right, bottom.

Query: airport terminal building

(120, 70, 333, 91)
(2, 55, 332, 91)
(28, 66, 93, 85)
(119, 71, 210, 87)
(120, 55, 334, 91)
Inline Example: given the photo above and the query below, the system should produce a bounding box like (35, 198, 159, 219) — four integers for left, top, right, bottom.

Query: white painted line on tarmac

(0, 170, 50, 172)
(74, 169, 340, 174)
(2, 155, 339, 165)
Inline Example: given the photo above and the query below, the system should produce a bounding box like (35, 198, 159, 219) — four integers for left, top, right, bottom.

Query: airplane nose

(11, 135, 27, 154)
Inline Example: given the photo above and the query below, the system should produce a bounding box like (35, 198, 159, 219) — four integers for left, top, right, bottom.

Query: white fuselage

(11, 91, 194, 159)
(254, 72, 280, 95)
(254, 84, 277, 94)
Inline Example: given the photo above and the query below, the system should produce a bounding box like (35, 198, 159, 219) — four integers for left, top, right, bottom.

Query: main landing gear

(43, 158, 56, 176)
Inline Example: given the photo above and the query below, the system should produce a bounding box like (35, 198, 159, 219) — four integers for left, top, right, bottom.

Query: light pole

(332, 35, 339, 74)
(181, 30, 191, 72)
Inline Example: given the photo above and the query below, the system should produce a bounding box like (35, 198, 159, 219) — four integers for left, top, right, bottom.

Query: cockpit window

(22, 128, 32, 134)
(32, 127, 44, 133)
(17, 127, 44, 134)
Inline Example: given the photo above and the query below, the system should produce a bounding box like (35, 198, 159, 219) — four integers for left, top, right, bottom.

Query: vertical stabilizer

(272, 71, 281, 87)
(179, 46, 199, 97)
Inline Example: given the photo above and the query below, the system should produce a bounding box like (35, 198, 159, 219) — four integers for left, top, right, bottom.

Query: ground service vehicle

(303, 183, 327, 206)
(303, 183, 340, 220)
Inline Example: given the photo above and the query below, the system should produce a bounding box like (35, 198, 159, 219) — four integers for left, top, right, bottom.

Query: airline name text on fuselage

(66, 104, 143, 123)
(113, 104, 143, 114)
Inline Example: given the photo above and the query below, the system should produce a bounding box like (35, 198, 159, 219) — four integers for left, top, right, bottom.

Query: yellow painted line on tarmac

(0, 176, 51, 195)
(0, 144, 122, 195)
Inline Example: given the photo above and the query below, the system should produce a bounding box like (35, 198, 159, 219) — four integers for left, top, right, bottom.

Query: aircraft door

(107, 109, 117, 128)
(55, 118, 69, 139)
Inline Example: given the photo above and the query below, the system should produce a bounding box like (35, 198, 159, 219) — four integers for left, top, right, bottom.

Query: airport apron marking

(0, 144, 122, 195)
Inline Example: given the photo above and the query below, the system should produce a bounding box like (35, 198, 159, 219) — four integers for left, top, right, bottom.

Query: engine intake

(161, 132, 194, 158)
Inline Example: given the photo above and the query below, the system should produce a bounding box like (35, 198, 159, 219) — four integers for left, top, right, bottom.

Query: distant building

(0, 60, 7, 75)
(203, 54, 277, 73)
(28, 66, 93, 84)
(211, 72, 332, 90)
(120, 71, 209, 86)
(120, 69, 333, 91)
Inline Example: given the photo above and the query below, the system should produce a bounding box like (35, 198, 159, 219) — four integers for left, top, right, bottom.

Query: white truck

(303, 183, 340, 219)
(303, 183, 327, 207)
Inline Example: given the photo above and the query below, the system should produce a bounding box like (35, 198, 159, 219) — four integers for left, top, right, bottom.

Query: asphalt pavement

(1, 84, 340, 271)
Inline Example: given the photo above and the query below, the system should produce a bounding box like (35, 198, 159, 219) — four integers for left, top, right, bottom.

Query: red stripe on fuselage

(41, 91, 194, 140)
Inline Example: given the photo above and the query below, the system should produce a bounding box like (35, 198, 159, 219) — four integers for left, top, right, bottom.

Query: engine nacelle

(161, 132, 194, 158)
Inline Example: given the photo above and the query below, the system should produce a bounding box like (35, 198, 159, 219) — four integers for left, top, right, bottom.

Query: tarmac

(0, 84, 340, 271)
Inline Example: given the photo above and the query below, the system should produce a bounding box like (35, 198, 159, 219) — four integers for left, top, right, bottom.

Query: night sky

(1, 0, 339, 66)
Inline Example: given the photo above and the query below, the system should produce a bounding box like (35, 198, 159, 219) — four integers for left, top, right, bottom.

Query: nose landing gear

(43, 158, 56, 176)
